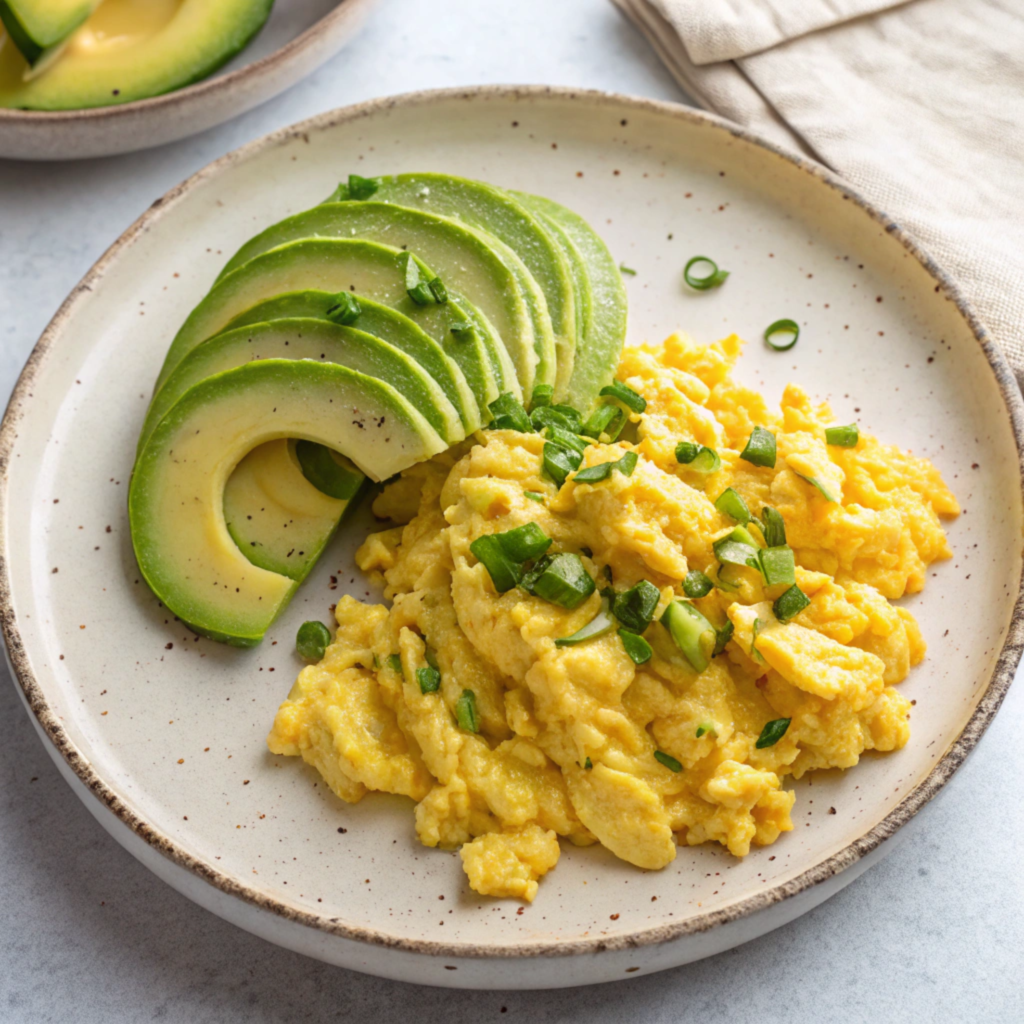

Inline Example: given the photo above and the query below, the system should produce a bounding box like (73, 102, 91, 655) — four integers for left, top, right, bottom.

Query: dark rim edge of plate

(1, 85, 1022, 961)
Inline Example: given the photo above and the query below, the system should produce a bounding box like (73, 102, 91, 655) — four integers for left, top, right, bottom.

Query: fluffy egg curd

(267, 333, 959, 902)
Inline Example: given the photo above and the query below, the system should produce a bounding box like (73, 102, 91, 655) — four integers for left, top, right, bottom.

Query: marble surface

(1, 0, 1021, 1019)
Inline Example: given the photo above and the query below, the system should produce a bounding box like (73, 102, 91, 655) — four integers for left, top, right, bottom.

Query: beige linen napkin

(611, 0, 1024, 379)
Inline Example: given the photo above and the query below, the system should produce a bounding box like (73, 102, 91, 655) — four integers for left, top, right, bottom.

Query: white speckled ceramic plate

(0, 0, 379, 160)
(2, 87, 1022, 990)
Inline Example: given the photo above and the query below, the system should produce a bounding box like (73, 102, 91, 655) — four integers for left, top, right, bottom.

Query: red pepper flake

(177, 758, 184, 764)
(828, 807, 837, 814)
(165, 643, 173, 650)
(625, 967, 640, 973)
(610, 913, 620, 921)
(337, 827, 347, 834)
(52, 567, 58, 574)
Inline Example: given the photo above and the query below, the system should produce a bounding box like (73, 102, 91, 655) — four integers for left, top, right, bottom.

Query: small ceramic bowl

(0, 0, 379, 161)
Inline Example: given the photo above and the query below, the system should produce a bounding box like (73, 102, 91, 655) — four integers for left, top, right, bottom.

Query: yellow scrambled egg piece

(267, 335, 958, 901)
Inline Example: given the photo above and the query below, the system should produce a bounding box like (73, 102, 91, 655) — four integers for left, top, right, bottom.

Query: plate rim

(2, 84, 1023, 960)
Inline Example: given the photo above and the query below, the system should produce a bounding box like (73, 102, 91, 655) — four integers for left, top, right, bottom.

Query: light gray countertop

(1, 1, 1021, 1020)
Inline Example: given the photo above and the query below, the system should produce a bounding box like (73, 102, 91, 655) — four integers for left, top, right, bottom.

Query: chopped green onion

(764, 319, 800, 351)
(582, 403, 626, 441)
(469, 534, 523, 593)
(756, 717, 791, 748)
(758, 545, 796, 587)
(407, 283, 434, 306)
(684, 256, 729, 291)
(713, 531, 761, 570)
(574, 451, 638, 484)
(450, 320, 476, 339)
(530, 384, 554, 409)
(487, 392, 533, 432)
(416, 666, 441, 694)
(347, 173, 380, 200)
(524, 491, 545, 503)
(325, 291, 362, 326)
(619, 264, 637, 276)
(773, 584, 810, 622)
(619, 629, 653, 664)
(661, 600, 715, 673)
(399, 252, 436, 306)
(613, 580, 661, 633)
(654, 750, 683, 772)
(496, 523, 552, 562)
(428, 277, 448, 304)
(545, 423, 588, 453)
(795, 471, 839, 503)
(825, 424, 859, 447)
(532, 405, 578, 433)
(683, 570, 714, 599)
(555, 598, 615, 647)
(386, 653, 402, 674)
(695, 721, 718, 739)
(715, 488, 752, 524)
(714, 566, 741, 593)
(521, 553, 595, 609)
(712, 619, 734, 657)
(543, 442, 582, 486)
(740, 427, 777, 469)
(760, 506, 787, 548)
(584, 757, 593, 769)
(455, 689, 480, 733)
(675, 442, 722, 474)
(296, 620, 331, 662)
(600, 380, 647, 414)
(751, 617, 766, 662)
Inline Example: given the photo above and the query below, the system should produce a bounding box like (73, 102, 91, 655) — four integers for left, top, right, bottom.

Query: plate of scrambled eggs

(3, 87, 1022, 989)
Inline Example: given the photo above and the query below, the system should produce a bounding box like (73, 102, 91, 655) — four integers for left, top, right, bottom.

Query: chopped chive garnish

(542, 441, 582, 486)
(825, 423, 859, 447)
(684, 255, 729, 291)
(613, 580, 661, 633)
(758, 545, 796, 587)
(715, 488, 752, 524)
(487, 392, 533, 432)
(682, 570, 714, 599)
(469, 534, 523, 593)
(654, 750, 683, 772)
(574, 451, 638, 484)
(325, 291, 362, 325)
(530, 384, 554, 409)
(619, 264, 637, 276)
(773, 584, 810, 622)
(455, 689, 480, 733)
(713, 529, 761, 570)
(581, 403, 626, 441)
(524, 491, 545, 503)
(555, 598, 615, 647)
(661, 600, 715, 673)
(695, 721, 718, 739)
(764, 318, 800, 351)
(740, 426, 777, 469)
(449, 320, 476, 339)
(756, 717, 791, 748)
(712, 619, 734, 656)
(495, 523, 552, 562)
(386, 653, 402, 674)
(296, 620, 331, 662)
(428, 277, 448, 304)
(760, 506, 787, 548)
(795, 471, 839, 503)
(347, 173, 380, 200)
(619, 629, 653, 664)
(600, 380, 647, 414)
(584, 757, 593, 769)
(532, 405, 580, 433)
(545, 423, 588, 453)
(675, 442, 722, 473)
(521, 553, 595, 609)
(751, 617, 766, 662)
(416, 666, 441, 694)
(407, 282, 434, 306)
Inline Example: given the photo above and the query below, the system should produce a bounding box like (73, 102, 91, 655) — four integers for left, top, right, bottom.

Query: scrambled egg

(267, 333, 958, 901)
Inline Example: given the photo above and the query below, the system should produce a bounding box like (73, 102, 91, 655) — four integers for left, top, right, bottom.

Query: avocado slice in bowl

(327, 174, 574, 400)
(0, 0, 97, 66)
(217, 202, 552, 399)
(129, 359, 447, 646)
(156, 238, 514, 410)
(140, 318, 466, 453)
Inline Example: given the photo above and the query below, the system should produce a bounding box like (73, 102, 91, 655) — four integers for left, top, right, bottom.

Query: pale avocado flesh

(223, 439, 365, 581)
(217, 202, 552, 397)
(157, 239, 513, 408)
(0, 0, 95, 65)
(130, 359, 446, 645)
(328, 174, 575, 399)
(141, 318, 465, 451)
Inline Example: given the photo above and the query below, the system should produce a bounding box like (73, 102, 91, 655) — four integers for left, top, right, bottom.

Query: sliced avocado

(130, 359, 446, 646)
(141, 318, 465, 452)
(327, 174, 574, 400)
(0, 0, 273, 109)
(224, 439, 366, 580)
(218, 202, 551, 398)
(156, 239, 513, 411)
(0, 0, 96, 66)
(514, 193, 628, 415)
